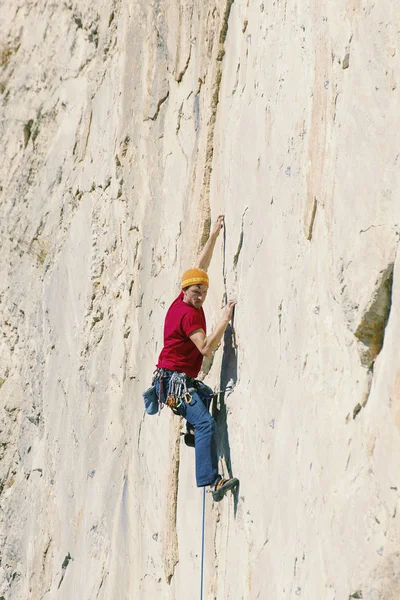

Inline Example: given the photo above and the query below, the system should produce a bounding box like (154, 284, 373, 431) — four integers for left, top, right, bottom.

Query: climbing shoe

(184, 431, 195, 447)
(212, 477, 239, 502)
(182, 426, 195, 448)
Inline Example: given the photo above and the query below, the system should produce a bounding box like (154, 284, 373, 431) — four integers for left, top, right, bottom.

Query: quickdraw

(165, 394, 182, 410)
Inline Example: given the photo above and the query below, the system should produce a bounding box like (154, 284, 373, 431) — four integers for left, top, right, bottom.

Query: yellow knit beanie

(181, 268, 209, 289)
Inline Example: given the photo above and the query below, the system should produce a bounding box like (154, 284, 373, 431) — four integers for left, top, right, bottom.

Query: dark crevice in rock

(73, 14, 83, 29)
(354, 263, 394, 368)
(145, 91, 170, 122)
(163, 419, 180, 585)
(200, 0, 235, 214)
(176, 47, 191, 83)
(219, 0, 235, 48)
(233, 208, 248, 269)
(306, 197, 317, 241)
(176, 102, 183, 135)
(58, 552, 72, 589)
(353, 364, 374, 420)
(342, 53, 350, 69)
(233, 228, 244, 269)
(215, 320, 239, 515)
(198, 216, 211, 252)
(23, 119, 34, 148)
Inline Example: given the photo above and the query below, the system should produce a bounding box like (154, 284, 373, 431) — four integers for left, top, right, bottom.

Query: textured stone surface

(1, 0, 400, 598)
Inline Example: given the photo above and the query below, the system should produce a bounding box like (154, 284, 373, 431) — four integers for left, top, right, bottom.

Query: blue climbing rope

(200, 486, 206, 600)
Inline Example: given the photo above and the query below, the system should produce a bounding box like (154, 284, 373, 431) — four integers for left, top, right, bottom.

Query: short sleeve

(181, 311, 205, 337)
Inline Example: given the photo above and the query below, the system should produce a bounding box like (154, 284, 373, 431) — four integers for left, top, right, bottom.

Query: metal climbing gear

(165, 394, 181, 410)
(152, 369, 196, 413)
(165, 371, 193, 411)
(183, 392, 193, 404)
(151, 368, 166, 413)
(151, 369, 227, 415)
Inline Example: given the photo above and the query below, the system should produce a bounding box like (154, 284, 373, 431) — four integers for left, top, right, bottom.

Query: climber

(153, 215, 239, 502)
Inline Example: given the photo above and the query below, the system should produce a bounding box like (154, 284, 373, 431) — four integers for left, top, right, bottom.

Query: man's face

(183, 284, 208, 309)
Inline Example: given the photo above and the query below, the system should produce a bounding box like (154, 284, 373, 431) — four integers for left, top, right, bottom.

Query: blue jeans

(155, 372, 219, 488)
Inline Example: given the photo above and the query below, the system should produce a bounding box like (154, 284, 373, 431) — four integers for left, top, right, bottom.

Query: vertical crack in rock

(176, 102, 183, 135)
(200, 0, 235, 235)
(23, 119, 34, 148)
(77, 109, 92, 162)
(210, 506, 222, 597)
(145, 91, 170, 122)
(231, 60, 240, 96)
(233, 207, 248, 269)
(342, 35, 353, 70)
(173, 221, 182, 264)
(306, 197, 317, 241)
(174, 1, 193, 82)
(137, 413, 145, 451)
(57, 552, 72, 589)
(353, 366, 374, 418)
(354, 263, 394, 368)
(198, 215, 211, 253)
(163, 416, 181, 584)
(176, 47, 192, 83)
(233, 227, 244, 269)
(95, 562, 108, 598)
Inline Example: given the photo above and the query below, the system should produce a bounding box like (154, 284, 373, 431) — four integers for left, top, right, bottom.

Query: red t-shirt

(157, 292, 206, 378)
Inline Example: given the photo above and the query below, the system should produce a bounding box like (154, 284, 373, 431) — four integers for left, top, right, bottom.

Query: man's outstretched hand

(212, 215, 225, 237)
(195, 215, 225, 271)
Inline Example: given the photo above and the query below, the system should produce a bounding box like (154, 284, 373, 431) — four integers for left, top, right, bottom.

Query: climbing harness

(152, 369, 194, 413)
(150, 369, 234, 419)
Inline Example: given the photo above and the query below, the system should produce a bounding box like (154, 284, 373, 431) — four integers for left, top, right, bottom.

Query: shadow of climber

(213, 320, 239, 513)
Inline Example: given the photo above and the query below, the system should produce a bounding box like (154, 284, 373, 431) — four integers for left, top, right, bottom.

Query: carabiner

(183, 392, 192, 404)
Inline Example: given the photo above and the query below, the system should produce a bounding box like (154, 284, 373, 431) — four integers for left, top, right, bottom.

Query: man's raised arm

(195, 215, 224, 272)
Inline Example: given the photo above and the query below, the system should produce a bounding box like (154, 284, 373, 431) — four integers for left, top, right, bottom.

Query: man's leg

(178, 390, 219, 487)
(189, 384, 239, 499)
(184, 386, 212, 447)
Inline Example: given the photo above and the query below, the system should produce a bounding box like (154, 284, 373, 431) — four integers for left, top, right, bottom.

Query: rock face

(1, 1, 400, 598)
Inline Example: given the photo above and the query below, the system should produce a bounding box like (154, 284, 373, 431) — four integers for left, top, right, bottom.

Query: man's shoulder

(166, 292, 205, 319)
(165, 292, 188, 319)
(168, 291, 184, 310)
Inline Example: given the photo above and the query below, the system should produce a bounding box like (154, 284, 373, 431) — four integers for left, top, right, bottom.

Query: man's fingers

(216, 215, 224, 228)
(212, 215, 224, 237)
(223, 300, 237, 320)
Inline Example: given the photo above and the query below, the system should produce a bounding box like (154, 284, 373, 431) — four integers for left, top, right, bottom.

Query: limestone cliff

(1, 1, 400, 599)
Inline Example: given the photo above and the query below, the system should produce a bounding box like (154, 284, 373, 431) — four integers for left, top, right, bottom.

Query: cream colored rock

(0, 0, 400, 599)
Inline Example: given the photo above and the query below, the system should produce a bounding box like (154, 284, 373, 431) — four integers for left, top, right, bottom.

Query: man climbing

(153, 215, 239, 502)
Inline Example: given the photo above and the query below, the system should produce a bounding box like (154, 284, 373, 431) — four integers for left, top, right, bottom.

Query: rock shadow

(213, 321, 239, 515)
